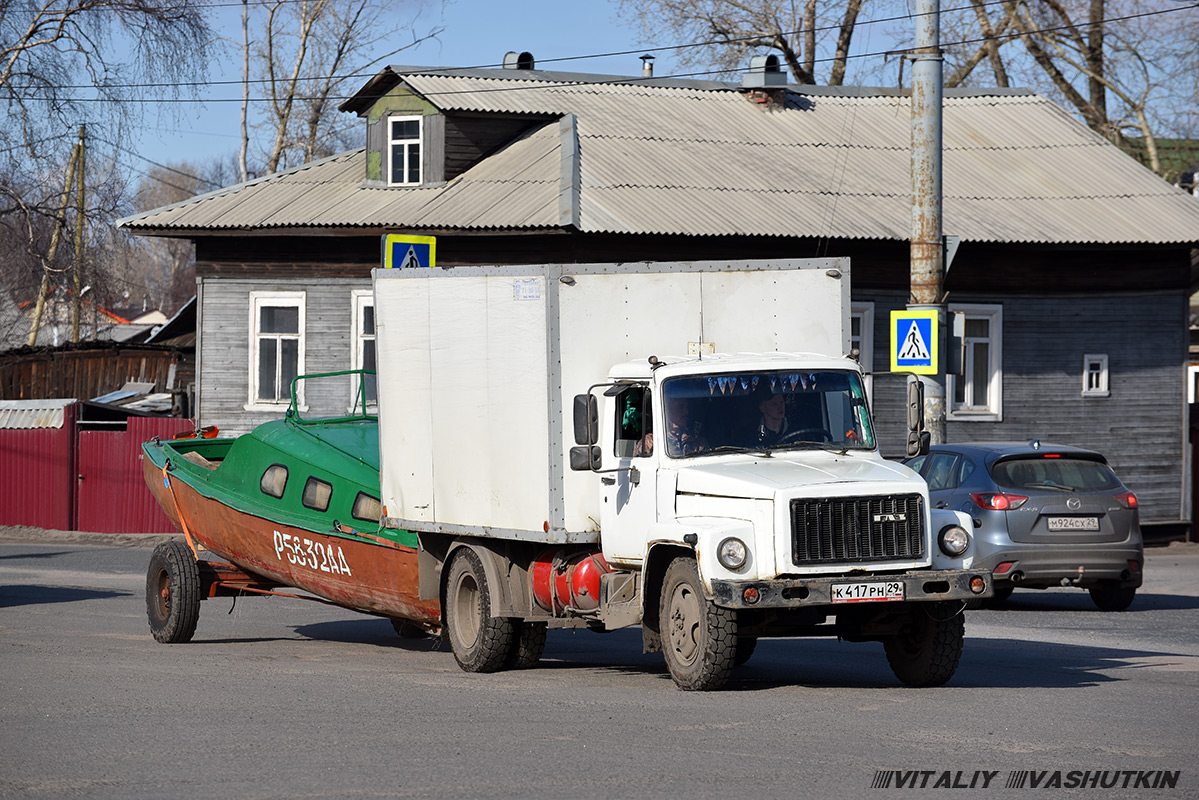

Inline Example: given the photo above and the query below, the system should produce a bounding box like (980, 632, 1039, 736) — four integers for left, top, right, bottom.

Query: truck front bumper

(710, 569, 992, 610)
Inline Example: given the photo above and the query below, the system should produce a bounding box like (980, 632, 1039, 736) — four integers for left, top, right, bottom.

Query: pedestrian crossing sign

(890, 309, 938, 375)
(382, 234, 436, 269)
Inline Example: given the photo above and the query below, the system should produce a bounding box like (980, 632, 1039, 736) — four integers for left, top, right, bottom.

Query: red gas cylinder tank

(530, 548, 612, 613)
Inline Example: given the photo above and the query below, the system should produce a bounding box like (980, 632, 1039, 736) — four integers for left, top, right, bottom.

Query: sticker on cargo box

(513, 278, 542, 301)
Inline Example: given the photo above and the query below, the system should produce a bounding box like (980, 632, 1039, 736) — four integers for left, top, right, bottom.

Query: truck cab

(570, 352, 990, 689)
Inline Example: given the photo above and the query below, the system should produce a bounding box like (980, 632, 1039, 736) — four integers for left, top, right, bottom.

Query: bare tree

(0, 0, 215, 161)
(618, 0, 868, 85)
(0, 0, 216, 345)
(249, 0, 443, 174)
(943, 0, 1199, 172)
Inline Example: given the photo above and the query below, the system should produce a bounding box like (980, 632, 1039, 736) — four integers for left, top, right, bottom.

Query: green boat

(140, 371, 438, 643)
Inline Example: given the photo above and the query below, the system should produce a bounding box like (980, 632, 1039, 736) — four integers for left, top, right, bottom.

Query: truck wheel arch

(440, 539, 529, 620)
(639, 542, 693, 654)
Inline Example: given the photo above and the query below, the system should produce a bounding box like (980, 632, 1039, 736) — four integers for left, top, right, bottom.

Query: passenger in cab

(751, 383, 790, 447)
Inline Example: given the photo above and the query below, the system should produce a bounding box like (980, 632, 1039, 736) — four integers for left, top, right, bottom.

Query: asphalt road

(1, 529, 1197, 799)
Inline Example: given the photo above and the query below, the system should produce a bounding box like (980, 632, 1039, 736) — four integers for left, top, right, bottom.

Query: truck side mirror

(569, 445, 601, 471)
(907, 430, 930, 458)
(573, 394, 598, 445)
(906, 380, 929, 457)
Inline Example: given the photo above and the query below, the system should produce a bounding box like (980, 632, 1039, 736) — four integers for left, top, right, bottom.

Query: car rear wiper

(1023, 482, 1076, 492)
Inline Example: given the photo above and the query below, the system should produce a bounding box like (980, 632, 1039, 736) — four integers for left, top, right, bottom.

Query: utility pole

(71, 124, 86, 343)
(910, 0, 946, 443)
(26, 128, 83, 347)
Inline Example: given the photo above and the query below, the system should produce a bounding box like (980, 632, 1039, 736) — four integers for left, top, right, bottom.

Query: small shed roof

(119, 67, 1199, 246)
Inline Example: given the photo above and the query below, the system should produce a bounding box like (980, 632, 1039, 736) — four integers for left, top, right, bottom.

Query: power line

(11, 1, 1196, 105)
(93, 136, 222, 190)
(0, 0, 1033, 93)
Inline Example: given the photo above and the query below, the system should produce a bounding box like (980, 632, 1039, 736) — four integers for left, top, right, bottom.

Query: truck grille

(790, 494, 925, 566)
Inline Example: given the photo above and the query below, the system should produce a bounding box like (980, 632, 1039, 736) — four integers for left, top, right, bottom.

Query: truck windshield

(660, 370, 875, 458)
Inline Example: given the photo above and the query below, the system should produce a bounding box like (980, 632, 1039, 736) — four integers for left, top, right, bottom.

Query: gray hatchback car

(905, 441, 1143, 610)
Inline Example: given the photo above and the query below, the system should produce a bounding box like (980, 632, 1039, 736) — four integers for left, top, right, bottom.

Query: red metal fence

(0, 407, 193, 533)
(0, 403, 76, 530)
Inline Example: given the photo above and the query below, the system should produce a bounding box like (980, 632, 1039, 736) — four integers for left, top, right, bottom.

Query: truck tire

(734, 637, 758, 666)
(443, 548, 515, 673)
(883, 603, 964, 687)
(1089, 583, 1136, 612)
(660, 556, 737, 691)
(505, 622, 548, 669)
(146, 540, 201, 644)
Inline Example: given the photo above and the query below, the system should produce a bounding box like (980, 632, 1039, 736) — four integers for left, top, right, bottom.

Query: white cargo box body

(373, 258, 849, 545)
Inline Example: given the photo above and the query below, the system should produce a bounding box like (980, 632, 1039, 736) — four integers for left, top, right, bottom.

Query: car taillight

(970, 492, 1029, 510)
(1114, 491, 1137, 509)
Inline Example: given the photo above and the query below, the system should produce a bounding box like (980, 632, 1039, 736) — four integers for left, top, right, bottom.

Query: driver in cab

(664, 395, 708, 456)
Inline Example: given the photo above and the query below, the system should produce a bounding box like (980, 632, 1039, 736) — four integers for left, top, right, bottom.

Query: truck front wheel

(660, 556, 737, 691)
(443, 548, 515, 673)
(883, 603, 964, 687)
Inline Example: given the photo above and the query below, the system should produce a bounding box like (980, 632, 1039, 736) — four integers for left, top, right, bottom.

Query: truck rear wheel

(146, 540, 201, 644)
(660, 556, 737, 691)
(505, 622, 548, 669)
(883, 603, 964, 687)
(443, 548, 515, 673)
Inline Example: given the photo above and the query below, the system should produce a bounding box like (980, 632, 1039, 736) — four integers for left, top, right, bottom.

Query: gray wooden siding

(198, 277, 370, 436)
(861, 291, 1187, 526)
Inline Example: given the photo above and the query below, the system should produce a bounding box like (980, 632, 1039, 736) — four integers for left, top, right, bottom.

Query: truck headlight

(938, 525, 970, 557)
(717, 537, 748, 570)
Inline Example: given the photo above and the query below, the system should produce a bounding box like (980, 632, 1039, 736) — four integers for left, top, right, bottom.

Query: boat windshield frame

(287, 370, 378, 425)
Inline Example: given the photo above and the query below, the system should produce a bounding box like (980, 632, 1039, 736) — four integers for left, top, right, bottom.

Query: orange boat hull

(142, 454, 439, 625)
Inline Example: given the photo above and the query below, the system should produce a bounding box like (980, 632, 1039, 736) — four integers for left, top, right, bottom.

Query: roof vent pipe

(742, 54, 787, 88)
(641, 55, 654, 78)
(503, 51, 535, 70)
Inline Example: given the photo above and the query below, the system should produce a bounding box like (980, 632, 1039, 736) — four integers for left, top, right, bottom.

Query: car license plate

(831, 581, 904, 603)
(1047, 516, 1100, 531)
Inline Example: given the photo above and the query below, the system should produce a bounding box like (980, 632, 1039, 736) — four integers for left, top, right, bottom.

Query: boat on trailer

(140, 371, 438, 643)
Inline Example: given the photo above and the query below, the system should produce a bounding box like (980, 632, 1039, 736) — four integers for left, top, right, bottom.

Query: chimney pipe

(641, 55, 654, 78)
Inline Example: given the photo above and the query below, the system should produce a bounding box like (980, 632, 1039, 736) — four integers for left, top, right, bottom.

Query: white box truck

(373, 257, 991, 690)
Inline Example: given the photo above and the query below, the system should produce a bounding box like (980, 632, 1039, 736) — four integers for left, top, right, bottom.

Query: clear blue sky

(132, 0, 671, 174)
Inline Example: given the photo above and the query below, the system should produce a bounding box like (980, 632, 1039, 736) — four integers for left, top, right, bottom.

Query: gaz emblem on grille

(873, 512, 906, 523)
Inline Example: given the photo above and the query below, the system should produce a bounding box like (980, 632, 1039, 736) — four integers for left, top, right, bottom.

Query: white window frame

(387, 114, 423, 186)
(851, 301, 875, 400)
(246, 291, 306, 411)
(947, 303, 1002, 422)
(1082, 353, 1109, 397)
(350, 289, 377, 412)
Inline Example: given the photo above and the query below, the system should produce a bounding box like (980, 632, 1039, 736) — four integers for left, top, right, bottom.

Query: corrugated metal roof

(0, 399, 76, 429)
(118, 71, 1199, 245)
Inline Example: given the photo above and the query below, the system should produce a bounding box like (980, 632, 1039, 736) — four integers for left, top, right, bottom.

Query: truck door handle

(935, 502, 947, 508)
(601, 476, 615, 485)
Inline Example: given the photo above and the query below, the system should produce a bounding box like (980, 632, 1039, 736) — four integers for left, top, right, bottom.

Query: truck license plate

(1047, 516, 1099, 531)
(831, 581, 904, 603)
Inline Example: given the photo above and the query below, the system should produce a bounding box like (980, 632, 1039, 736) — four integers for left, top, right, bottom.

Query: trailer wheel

(660, 556, 737, 690)
(443, 548, 515, 673)
(146, 540, 201, 644)
(506, 622, 548, 670)
(883, 603, 964, 687)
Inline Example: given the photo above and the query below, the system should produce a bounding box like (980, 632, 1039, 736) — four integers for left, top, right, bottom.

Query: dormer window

(389, 115, 423, 185)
